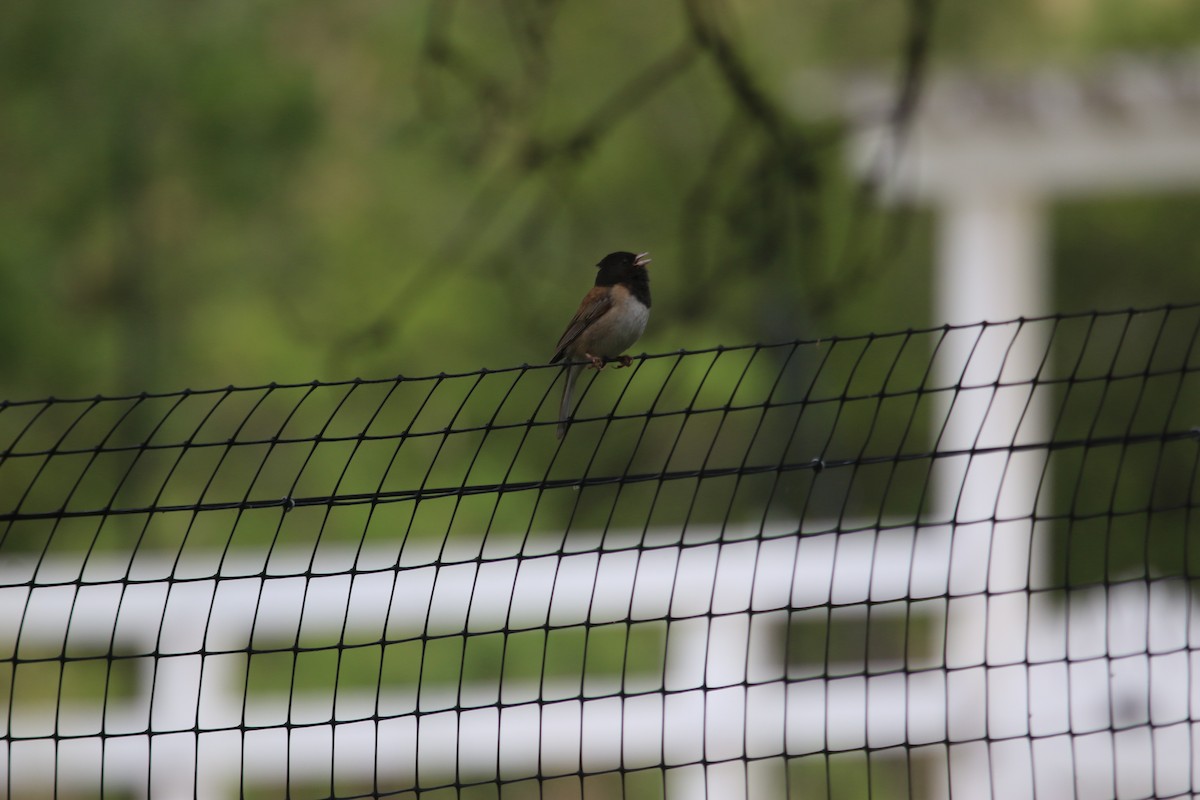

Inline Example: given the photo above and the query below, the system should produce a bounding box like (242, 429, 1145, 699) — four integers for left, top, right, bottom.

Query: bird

(551, 251, 652, 439)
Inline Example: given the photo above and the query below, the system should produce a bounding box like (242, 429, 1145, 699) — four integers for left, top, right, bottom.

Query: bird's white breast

(581, 285, 649, 358)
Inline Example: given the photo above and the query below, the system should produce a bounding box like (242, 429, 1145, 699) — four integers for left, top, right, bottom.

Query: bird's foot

(585, 353, 606, 370)
(614, 355, 633, 368)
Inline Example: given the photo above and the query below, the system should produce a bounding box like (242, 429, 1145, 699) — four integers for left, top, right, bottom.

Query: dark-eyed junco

(551, 251, 652, 438)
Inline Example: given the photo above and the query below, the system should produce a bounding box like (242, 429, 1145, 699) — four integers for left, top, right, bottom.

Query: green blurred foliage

(242, 622, 666, 710)
(0, 330, 948, 556)
(0, 11, 1074, 391)
(1038, 308, 1200, 586)
(1, 0, 1197, 399)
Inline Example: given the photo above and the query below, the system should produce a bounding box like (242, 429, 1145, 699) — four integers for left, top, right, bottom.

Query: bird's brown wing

(550, 286, 612, 363)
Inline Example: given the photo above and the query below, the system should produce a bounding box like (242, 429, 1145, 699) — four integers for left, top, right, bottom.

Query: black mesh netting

(3, 304, 1200, 799)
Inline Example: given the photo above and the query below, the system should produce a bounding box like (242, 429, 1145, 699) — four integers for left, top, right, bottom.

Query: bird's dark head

(594, 251, 651, 306)
(597, 251, 651, 270)
(595, 251, 650, 282)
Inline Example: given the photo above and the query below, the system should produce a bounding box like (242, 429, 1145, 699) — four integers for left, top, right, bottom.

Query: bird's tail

(556, 363, 582, 439)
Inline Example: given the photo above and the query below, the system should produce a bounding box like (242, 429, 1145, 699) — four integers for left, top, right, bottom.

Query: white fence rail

(3, 522, 1196, 799)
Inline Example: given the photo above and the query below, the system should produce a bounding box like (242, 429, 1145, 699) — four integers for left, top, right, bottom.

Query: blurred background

(3, 2, 1200, 798)
(2, 0, 1198, 399)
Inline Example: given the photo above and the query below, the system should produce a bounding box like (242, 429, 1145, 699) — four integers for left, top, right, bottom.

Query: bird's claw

(584, 354, 632, 370)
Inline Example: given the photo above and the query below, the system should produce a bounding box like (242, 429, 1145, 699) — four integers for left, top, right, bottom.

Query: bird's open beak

(634, 252, 652, 268)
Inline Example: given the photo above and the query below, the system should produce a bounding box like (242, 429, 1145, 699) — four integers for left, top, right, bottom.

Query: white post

(935, 189, 1050, 799)
(937, 191, 1046, 328)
